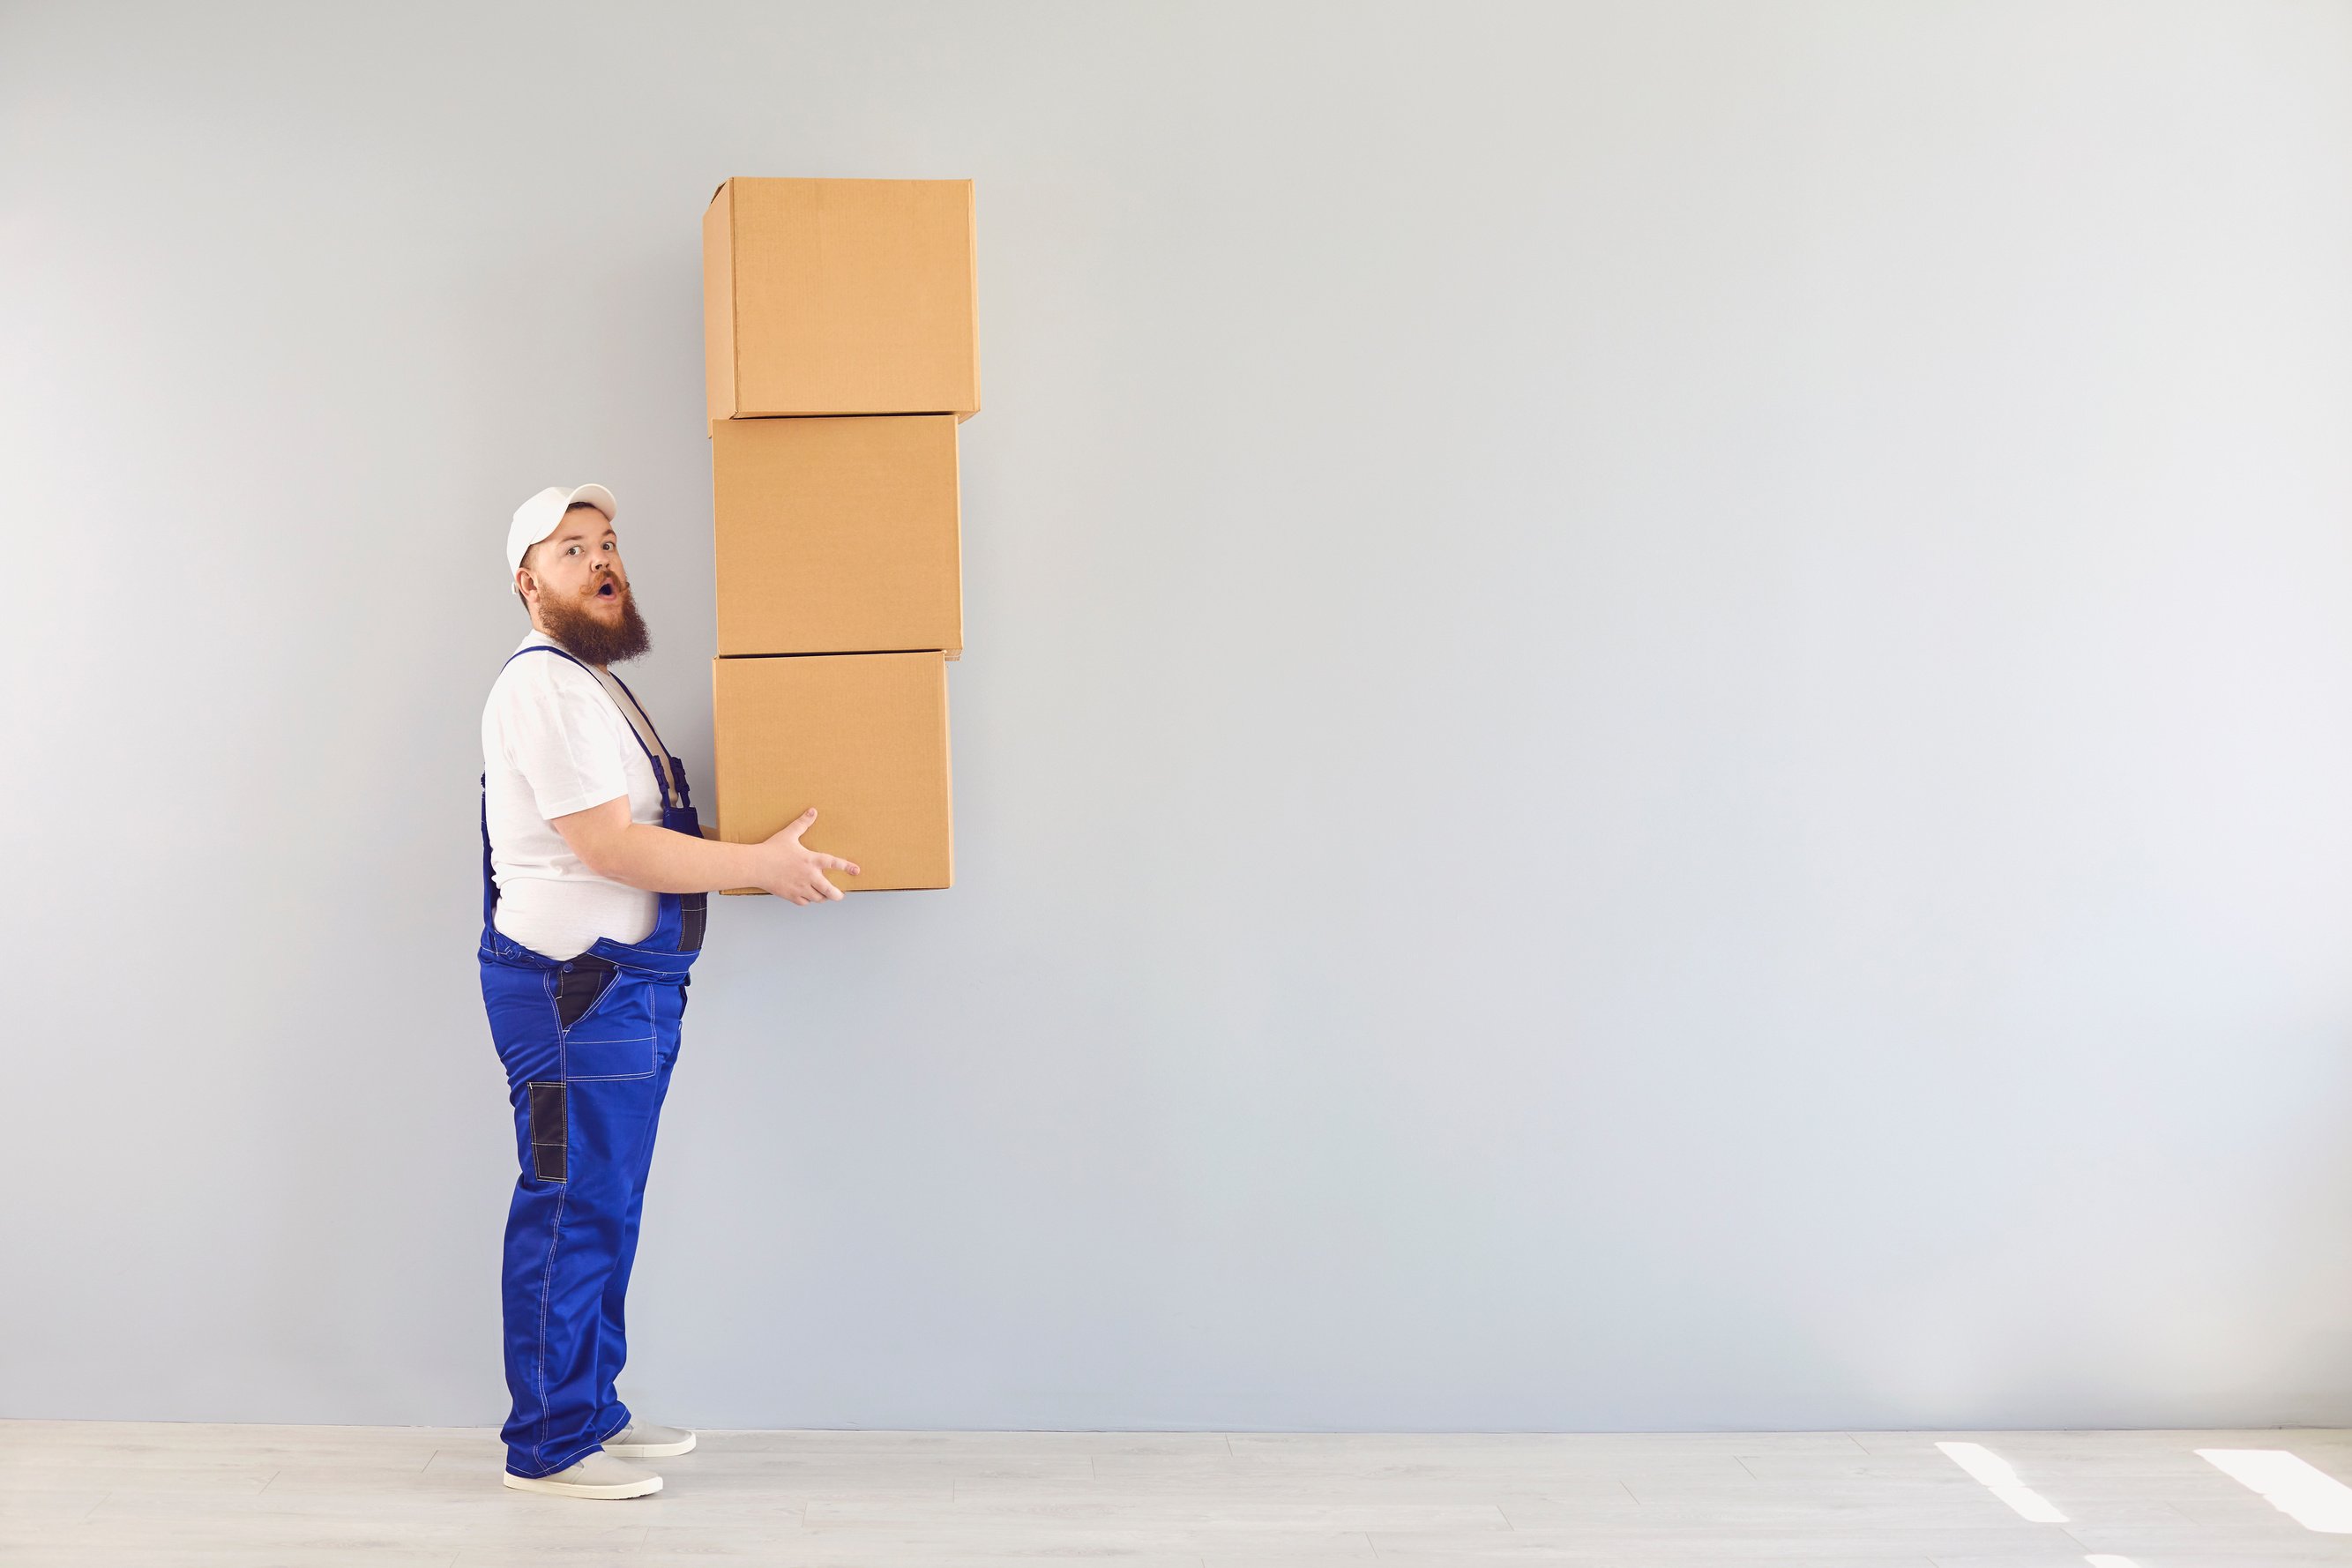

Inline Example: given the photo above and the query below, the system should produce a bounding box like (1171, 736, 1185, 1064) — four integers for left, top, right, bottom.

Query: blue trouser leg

(483, 959, 676, 1479)
(593, 998, 681, 1434)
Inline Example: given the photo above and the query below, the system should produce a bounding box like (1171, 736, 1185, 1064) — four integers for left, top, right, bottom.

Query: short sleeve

(493, 658, 635, 822)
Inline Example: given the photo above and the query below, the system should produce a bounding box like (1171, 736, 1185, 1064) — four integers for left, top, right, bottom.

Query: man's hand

(758, 808, 861, 905)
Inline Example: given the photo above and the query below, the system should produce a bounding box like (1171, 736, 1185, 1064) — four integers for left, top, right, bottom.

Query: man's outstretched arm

(553, 800, 858, 905)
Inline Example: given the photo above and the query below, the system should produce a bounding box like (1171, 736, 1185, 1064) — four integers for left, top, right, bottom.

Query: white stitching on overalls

(533, 1183, 568, 1472)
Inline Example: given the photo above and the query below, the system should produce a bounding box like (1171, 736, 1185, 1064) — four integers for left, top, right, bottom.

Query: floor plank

(6, 1421, 2352, 1564)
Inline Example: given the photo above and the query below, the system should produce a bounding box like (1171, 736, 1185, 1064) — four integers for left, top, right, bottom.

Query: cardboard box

(704, 177, 980, 421)
(713, 414, 962, 658)
(712, 652, 952, 892)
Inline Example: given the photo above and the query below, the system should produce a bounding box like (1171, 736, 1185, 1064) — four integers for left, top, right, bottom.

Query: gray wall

(7, 0, 2352, 1432)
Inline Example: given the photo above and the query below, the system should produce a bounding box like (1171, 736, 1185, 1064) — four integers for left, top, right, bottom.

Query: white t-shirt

(481, 630, 668, 959)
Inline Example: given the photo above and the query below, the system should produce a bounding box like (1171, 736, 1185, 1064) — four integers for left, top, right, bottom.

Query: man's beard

(540, 585, 653, 665)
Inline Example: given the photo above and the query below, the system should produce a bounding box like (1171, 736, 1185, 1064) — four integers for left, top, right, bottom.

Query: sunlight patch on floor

(1935, 1440, 2068, 1523)
(2198, 1448, 2352, 1534)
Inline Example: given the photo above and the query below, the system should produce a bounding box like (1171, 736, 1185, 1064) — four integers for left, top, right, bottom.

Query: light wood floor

(4, 1420, 2350, 1565)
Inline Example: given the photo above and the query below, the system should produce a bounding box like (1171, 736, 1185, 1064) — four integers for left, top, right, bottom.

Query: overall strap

(600, 668, 676, 766)
(503, 644, 678, 807)
(479, 771, 498, 923)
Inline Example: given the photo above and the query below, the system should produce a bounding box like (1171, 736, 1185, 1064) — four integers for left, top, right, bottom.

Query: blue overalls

(478, 645, 706, 1479)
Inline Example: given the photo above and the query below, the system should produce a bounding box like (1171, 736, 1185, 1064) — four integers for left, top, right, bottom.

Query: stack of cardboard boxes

(701, 177, 979, 892)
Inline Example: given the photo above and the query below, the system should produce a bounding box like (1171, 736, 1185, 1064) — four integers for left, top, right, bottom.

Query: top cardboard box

(704, 177, 980, 422)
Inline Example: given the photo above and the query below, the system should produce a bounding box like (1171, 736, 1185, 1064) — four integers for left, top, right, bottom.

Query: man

(479, 484, 857, 1499)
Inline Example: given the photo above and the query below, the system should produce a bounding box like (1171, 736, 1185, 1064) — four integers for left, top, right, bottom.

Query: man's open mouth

(595, 579, 620, 600)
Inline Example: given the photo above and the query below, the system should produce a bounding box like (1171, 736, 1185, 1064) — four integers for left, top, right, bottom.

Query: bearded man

(477, 484, 856, 1499)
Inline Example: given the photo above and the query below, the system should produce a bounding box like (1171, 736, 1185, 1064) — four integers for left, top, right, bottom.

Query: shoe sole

(503, 1470, 662, 1499)
(604, 1432, 697, 1459)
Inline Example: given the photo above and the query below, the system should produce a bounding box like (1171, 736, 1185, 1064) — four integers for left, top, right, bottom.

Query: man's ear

(513, 567, 535, 603)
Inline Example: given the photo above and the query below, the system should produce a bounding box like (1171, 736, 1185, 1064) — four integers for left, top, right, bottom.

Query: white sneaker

(603, 1421, 697, 1458)
(504, 1452, 662, 1499)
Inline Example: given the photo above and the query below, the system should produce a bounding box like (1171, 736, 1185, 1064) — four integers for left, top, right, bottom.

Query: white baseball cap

(507, 484, 618, 577)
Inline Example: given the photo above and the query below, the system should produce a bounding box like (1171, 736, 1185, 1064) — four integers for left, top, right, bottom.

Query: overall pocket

(526, 1082, 567, 1181)
(559, 966, 657, 1080)
(554, 962, 616, 1029)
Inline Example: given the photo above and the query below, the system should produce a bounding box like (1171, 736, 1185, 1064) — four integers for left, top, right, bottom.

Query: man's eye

(567, 545, 581, 556)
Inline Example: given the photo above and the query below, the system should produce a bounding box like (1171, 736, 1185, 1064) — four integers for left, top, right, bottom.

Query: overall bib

(478, 646, 706, 1478)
